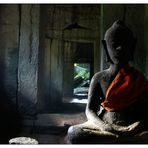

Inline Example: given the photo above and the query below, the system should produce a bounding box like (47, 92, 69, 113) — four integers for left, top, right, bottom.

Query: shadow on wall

(0, 89, 22, 144)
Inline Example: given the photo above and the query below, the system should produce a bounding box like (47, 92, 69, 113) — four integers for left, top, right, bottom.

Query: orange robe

(101, 66, 148, 112)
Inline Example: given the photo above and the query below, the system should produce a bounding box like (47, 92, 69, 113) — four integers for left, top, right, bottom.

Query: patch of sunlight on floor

(70, 98, 87, 104)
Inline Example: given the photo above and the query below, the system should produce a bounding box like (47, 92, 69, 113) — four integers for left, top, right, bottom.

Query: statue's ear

(102, 40, 114, 64)
(130, 37, 137, 61)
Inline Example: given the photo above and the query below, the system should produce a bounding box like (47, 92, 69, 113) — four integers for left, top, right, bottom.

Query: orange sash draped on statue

(101, 66, 148, 112)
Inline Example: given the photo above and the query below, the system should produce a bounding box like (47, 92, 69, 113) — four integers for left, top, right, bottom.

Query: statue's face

(105, 29, 133, 65)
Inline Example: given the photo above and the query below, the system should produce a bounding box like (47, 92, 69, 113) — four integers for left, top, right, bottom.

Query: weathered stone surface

(0, 5, 19, 104)
(0, 4, 19, 25)
(37, 5, 101, 113)
(9, 137, 38, 144)
(126, 5, 145, 73)
(144, 5, 148, 79)
(18, 5, 40, 115)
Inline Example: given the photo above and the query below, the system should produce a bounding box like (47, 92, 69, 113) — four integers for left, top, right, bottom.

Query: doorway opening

(73, 63, 90, 96)
(63, 42, 94, 104)
(71, 63, 90, 104)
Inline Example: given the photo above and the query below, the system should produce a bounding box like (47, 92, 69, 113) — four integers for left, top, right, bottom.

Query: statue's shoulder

(91, 69, 109, 82)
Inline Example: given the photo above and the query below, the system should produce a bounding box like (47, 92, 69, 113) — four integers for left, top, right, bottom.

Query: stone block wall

(0, 4, 19, 106)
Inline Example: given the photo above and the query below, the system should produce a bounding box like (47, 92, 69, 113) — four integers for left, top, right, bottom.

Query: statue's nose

(116, 46, 122, 51)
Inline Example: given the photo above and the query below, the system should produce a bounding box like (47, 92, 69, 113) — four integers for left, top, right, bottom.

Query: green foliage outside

(74, 63, 90, 88)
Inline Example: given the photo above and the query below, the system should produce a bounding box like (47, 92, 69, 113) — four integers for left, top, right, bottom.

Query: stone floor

(9, 102, 148, 144)
(16, 103, 87, 144)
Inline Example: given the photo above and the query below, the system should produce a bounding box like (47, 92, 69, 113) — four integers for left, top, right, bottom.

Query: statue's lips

(114, 52, 123, 58)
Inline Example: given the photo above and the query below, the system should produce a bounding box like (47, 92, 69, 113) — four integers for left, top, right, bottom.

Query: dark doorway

(63, 42, 94, 104)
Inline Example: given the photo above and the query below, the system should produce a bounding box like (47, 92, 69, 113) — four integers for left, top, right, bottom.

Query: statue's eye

(110, 43, 117, 49)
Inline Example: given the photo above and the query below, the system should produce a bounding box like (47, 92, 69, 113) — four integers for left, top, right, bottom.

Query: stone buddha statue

(67, 20, 148, 144)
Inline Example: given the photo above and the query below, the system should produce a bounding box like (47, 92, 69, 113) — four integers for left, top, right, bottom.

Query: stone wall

(0, 4, 19, 106)
(0, 4, 148, 116)
(37, 5, 101, 112)
(0, 4, 40, 116)
(144, 5, 148, 79)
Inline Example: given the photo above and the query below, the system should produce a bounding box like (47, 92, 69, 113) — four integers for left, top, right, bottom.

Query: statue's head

(103, 20, 136, 65)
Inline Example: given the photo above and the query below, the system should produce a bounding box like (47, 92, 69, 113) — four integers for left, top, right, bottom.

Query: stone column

(18, 5, 40, 116)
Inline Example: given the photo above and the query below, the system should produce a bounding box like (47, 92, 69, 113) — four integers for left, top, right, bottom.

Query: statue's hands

(112, 124, 130, 132)
(126, 121, 143, 135)
(98, 121, 142, 133)
(111, 121, 142, 136)
(99, 123, 114, 132)
(96, 121, 142, 137)
(113, 121, 140, 131)
(99, 122, 132, 132)
(127, 121, 141, 131)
